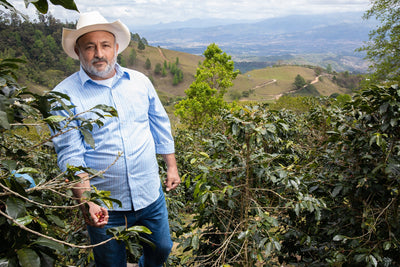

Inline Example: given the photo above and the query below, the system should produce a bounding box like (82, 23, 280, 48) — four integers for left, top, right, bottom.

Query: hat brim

(62, 20, 131, 60)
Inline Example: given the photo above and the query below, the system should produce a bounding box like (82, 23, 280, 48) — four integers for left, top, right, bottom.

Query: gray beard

(81, 56, 116, 79)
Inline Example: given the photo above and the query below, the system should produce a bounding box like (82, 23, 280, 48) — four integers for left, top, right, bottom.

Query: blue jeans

(87, 190, 173, 267)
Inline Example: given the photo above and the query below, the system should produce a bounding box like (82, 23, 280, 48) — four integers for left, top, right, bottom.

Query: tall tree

(359, 0, 400, 81)
(293, 74, 306, 90)
(174, 43, 239, 127)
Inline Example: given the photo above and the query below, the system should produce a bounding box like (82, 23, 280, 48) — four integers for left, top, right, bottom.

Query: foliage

(332, 71, 364, 91)
(154, 63, 162, 75)
(0, 11, 80, 88)
(359, 0, 400, 82)
(0, 3, 152, 266)
(174, 43, 239, 127)
(269, 95, 321, 114)
(145, 58, 151, 70)
(1, 0, 77, 14)
(293, 74, 307, 90)
(138, 39, 146, 50)
(173, 84, 400, 266)
(174, 105, 326, 266)
(128, 48, 137, 66)
(292, 83, 320, 97)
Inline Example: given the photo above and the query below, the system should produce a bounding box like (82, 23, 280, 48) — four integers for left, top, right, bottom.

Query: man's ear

(74, 46, 80, 58)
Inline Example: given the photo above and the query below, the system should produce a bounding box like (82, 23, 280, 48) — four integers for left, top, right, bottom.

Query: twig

(0, 209, 115, 249)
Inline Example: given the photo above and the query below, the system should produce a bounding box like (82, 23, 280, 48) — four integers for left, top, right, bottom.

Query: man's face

(75, 31, 119, 80)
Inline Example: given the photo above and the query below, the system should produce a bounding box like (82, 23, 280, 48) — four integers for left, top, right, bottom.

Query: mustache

(91, 57, 109, 64)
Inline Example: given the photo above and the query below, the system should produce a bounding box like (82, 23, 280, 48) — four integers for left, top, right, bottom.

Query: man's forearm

(72, 173, 91, 201)
(162, 153, 178, 171)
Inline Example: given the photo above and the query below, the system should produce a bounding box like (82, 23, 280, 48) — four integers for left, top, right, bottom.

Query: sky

(4, 0, 372, 29)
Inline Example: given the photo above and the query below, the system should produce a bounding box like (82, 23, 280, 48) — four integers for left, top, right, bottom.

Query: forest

(1, 0, 400, 266)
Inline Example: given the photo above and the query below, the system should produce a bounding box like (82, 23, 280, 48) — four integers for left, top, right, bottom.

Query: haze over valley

(136, 12, 376, 73)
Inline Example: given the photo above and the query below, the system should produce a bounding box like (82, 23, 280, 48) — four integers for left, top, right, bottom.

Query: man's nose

(94, 46, 103, 58)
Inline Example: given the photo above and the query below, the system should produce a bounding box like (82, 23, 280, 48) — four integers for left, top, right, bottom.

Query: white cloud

(3, 0, 371, 27)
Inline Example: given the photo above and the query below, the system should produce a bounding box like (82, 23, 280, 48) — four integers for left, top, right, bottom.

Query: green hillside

(121, 45, 357, 103)
(230, 65, 352, 101)
(0, 13, 360, 104)
(119, 43, 202, 101)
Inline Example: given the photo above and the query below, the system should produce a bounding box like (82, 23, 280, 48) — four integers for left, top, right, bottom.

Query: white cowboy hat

(62, 11, 131, 60)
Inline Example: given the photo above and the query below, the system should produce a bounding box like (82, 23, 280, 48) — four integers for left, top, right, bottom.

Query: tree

(154, 63, 162, 75)
(137, 39, 145, 50)
(118, 54, 127, 67)
(131, 33, 141, 42)
(161, 66, 167, 77)
(293, 74, 306, 90)
(174, 43, 239, 127)
(145, 58, 151, 69)
(128, 48, 136, 66)
(140, 37, 148, 46)
(359, 0, 400, 81)
(326, 63, 333, 74)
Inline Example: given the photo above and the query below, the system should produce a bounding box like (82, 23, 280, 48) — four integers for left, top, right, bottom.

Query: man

(51, 11, 180, 267)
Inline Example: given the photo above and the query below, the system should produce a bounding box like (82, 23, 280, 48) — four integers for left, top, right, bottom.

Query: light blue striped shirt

(51, 64, 175, 211)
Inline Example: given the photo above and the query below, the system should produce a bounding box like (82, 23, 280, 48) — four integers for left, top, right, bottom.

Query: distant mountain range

(135, 12, 377, 73)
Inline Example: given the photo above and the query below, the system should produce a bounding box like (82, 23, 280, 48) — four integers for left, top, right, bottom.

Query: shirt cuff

(155, 141, 175, 154)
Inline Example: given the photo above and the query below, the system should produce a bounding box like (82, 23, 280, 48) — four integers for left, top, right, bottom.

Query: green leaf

(238, 231, 247, 240)
(92, 104, 118, 117)
(33, 237, 66, 252)
(17, 248, 40, 267)
(0, 110, 10, 129)
(43, 115, 65, 123)
(0, 77, 6, 86)
(16, 167, 39, 174)
(15, 215, 32, 226)
(46, 214, 65, 228)
(199, 151, 209, 158)
(265, 242, 273, 256)
(1, 159, 17, 171)
(191, 234, 200, 250)
(333, 235, 346, 241)
(6, 197, 26, 219)
(369, 255, 378, 267)
(10, 177, 29, 196)
(80, 128, 95, 149)
(126, 225, 152, 234)
(30, 0, 49, 13)
(273, 240, 282, 251)
(49, 0, 79, 11)
(354, 253, 366, 263)
(332, 185, 342, 197)
(211, 193, 217, 205)
(383, 241, 391, 250)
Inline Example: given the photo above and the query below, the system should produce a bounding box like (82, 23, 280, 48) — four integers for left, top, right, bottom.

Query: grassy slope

(124, 43, 349, 101)
(120, 44, 202, 99)
(231, 66, 348, 101)
(30, 43, 349, 101)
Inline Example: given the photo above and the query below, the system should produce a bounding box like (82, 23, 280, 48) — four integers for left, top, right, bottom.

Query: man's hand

(164, 168, 181, 192)
(162, 154, 181, 192)
(81, 202, 109, 227)
(73, 173, 109, 227)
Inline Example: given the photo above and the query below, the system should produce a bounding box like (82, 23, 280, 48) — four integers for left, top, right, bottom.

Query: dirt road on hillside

(157, 47, 168, 61)
(251, 75, 323, 100)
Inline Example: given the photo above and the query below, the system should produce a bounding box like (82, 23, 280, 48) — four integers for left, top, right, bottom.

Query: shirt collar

(78, 63, 131, 87)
